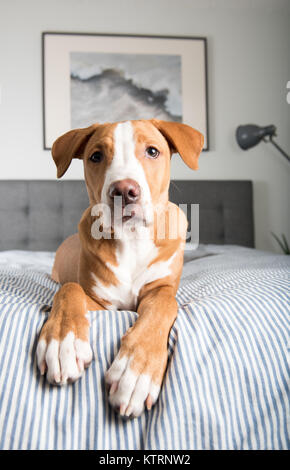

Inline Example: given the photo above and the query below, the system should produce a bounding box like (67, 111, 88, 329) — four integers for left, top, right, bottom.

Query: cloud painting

(70, 51, 182, 128)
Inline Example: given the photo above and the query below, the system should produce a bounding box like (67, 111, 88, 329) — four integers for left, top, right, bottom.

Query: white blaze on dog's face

(84, 120, 172, 228)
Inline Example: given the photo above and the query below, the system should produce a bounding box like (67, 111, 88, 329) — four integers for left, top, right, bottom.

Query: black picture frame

(42, 32, 209, 151)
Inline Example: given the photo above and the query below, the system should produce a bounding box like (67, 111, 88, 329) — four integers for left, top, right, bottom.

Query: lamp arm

(269, 136, 290, 162)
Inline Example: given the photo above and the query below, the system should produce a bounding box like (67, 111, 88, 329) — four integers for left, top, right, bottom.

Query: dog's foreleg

(105, 284, 177, 417)
(36, 282, 100, 385)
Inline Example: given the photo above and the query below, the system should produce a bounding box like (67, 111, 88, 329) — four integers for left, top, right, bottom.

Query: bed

(0, 180, 289, 450)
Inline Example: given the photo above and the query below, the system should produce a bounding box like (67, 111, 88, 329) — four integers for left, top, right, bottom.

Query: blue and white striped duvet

(0, 246, 289, 450)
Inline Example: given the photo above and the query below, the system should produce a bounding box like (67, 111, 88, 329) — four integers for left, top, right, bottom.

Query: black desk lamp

(236, 124, 290, 162)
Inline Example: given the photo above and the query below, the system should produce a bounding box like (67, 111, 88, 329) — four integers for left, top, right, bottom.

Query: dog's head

(52, 119, 204, 228)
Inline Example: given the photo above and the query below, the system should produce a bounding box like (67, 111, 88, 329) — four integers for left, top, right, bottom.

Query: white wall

(0, 0, 289, 252)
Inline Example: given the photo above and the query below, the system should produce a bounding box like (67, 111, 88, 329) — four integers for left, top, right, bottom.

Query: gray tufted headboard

(169, 180, 254, 247)
(0, 180, 254, 251)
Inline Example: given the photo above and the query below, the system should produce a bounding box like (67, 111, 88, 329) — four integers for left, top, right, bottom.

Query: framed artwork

(42, 32, 209, 150)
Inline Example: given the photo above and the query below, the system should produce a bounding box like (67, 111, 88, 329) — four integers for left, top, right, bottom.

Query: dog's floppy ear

(150, 119, 204, 170)
(52, 124, 97, 178)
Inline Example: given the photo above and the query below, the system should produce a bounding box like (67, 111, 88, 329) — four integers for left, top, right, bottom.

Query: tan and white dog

(36, 119, 203, 418)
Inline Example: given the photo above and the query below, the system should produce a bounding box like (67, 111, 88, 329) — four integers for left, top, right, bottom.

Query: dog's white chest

(91, 233, 175, 311)
(107, 237, 156, 310)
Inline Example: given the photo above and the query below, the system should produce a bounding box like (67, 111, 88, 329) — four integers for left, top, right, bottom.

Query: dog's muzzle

(108, 179, 144, 223)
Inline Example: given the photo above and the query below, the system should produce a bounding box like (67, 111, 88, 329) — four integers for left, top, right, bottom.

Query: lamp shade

(236, 124, 276, 150)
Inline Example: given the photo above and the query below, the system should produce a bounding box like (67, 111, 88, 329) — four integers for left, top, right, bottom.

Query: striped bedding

(0, 245, 289, 450)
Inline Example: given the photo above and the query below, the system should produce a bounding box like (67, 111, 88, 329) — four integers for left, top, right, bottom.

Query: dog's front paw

(105, 329, 167, 418)
(36, 319, 92, 385)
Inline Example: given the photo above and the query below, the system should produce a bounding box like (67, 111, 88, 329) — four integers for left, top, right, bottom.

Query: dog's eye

(90, 151, 103, 163)
(145, 146, 160, 159)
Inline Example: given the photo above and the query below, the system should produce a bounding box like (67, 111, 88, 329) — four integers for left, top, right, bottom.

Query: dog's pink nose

(109, 179, 141, 205)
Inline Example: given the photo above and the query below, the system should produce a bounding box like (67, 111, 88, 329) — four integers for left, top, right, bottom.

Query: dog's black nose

(109, 179, 141, 205)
